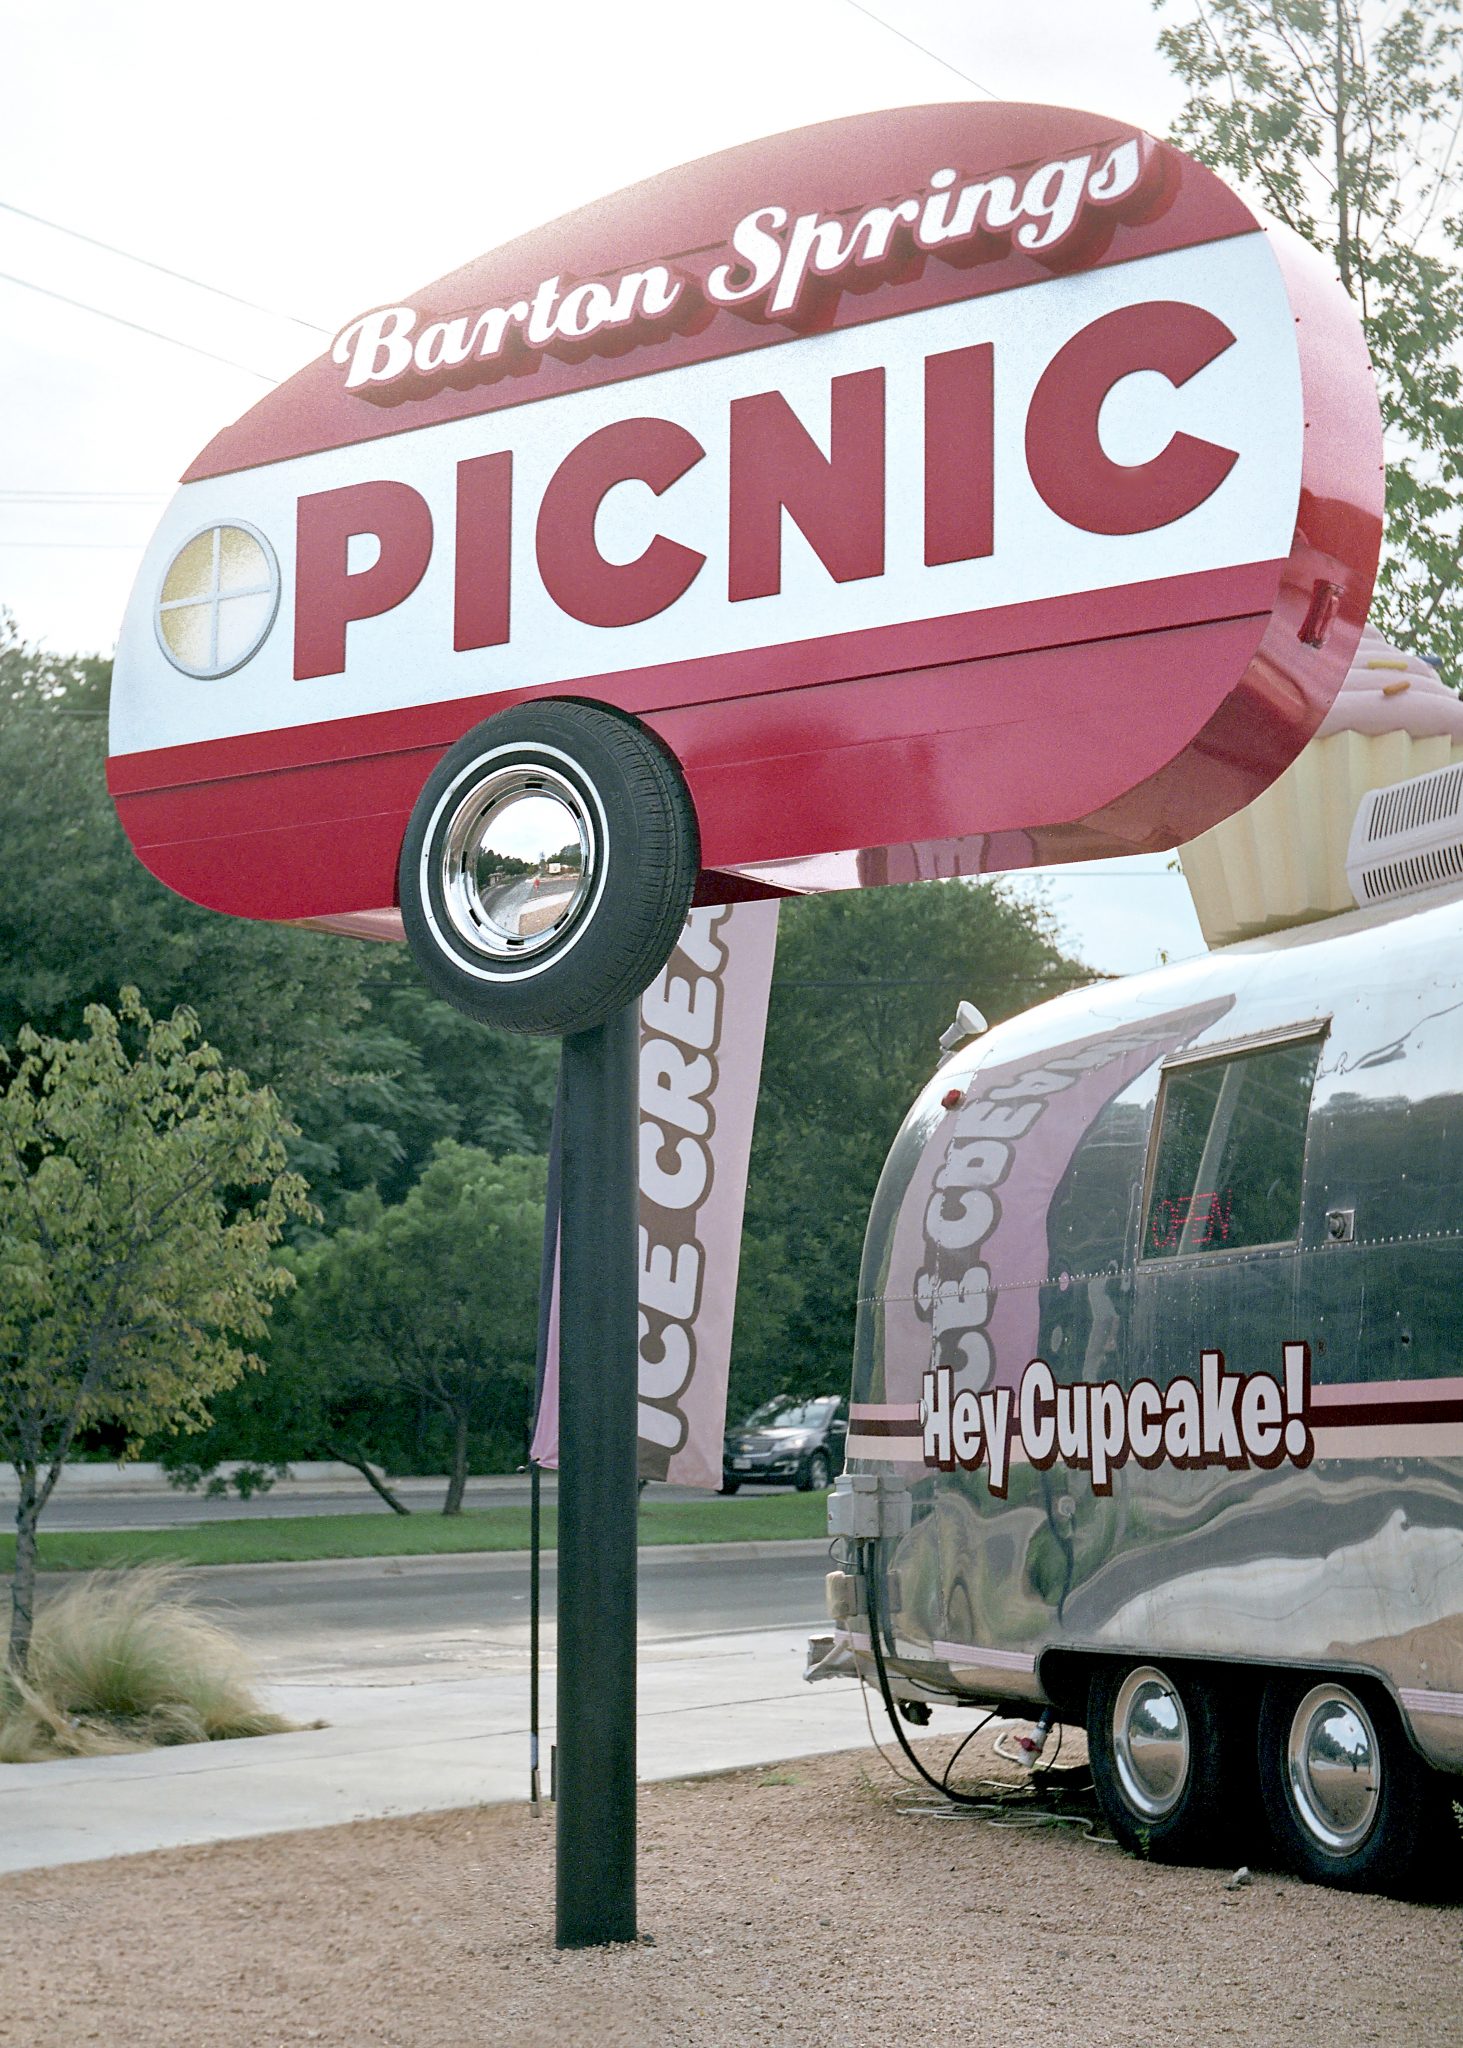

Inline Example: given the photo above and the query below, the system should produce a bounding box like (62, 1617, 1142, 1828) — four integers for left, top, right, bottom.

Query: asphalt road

(181, 1543, 833, 1680)
(38, 1474, 788, 1531)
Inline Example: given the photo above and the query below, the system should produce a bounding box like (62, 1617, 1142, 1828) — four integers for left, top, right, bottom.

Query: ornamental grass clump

(0, 1564, 288, 1763)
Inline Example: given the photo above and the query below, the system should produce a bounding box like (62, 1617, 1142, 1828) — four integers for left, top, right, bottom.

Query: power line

(999, 871, 1181, 881)
(840, 1, 998, 98)
(774, 975, 1103, 989)
(0, 199, 330, 334)
(0, 269, 277, 381)
(0, 489, 162, 503)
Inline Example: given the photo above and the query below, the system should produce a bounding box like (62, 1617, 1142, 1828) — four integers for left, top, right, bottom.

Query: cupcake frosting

(1316, 623, 1463, 741)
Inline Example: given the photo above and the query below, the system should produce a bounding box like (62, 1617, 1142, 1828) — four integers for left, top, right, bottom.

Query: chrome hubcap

(1286, 1684, 1380, 1855)
(438, 764, 596, 962)
(1112, 1665, 1190, 1820)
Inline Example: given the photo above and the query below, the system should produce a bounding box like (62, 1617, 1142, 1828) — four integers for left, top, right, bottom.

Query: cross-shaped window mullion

(208, 526, 222, 675)
(158, 581, 272, 612)
(155, 523, 281, 678)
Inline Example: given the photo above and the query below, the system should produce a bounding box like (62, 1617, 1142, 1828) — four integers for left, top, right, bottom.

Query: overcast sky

(0, 0, 1205, 973)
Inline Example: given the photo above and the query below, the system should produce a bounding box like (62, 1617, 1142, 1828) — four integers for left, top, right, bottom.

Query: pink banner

(882, 996, 1236, 1407)
(531, 900, 780, 1488)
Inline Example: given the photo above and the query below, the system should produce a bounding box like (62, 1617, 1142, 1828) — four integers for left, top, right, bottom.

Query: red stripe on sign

(1311, 1397, 1463, 1430)
(107, 558, 1283, 798)
(107, 599, 1289, 922)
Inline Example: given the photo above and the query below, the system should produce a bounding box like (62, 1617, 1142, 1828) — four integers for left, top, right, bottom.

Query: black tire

(797, 1450, 833, 1493)
(1087, 1661, 1250, 1864)
(398, 700, 699, 1035)
(719, 1479, 741, 1496)
(1258, 1674, 1455, 1896)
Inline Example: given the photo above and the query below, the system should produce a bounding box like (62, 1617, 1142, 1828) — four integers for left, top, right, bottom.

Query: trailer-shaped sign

(107, 101, 1382, 1033)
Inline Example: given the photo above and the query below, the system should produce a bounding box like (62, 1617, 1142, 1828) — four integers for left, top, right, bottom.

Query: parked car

(722, 1396, 848, 1493)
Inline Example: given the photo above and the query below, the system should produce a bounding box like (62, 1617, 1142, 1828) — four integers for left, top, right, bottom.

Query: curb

(38, 1537, 836, 1580)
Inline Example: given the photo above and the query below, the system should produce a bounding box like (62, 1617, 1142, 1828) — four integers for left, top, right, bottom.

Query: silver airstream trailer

(824, 760, 1463, 1893)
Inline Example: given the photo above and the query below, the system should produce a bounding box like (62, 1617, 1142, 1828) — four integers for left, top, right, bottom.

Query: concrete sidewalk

(0, 1626, 976, 1876)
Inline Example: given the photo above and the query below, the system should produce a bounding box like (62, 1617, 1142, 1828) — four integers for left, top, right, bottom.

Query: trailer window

(1142, 1036, 1321, 1258)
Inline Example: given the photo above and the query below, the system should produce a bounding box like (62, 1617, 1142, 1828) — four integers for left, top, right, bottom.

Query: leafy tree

(0, 610, 371, 1099)
(260, 1144, 546, 1512)
(0, 992, 309, 1673)
(1156, 0, 1463, 673)
(338, 953, 558, 1208)
(0, 612, 555, 1223)
(730, 880, 1090, 1413)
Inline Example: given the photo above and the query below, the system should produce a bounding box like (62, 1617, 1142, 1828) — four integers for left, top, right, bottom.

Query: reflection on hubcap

(439, 765, 595, 961)
(1287, 1684, 1380, 1855)
(1112, 1665, 1190, 1820)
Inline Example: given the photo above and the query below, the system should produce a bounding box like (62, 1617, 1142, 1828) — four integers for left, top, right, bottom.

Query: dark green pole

(555, 1000, 638, 1947)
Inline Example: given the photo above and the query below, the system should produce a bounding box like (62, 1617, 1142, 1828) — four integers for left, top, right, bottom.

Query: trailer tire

(398, 701, 699, 1036)
(1088, 1662, 1246, 1864)
(1257, 1675, 1456, 1896)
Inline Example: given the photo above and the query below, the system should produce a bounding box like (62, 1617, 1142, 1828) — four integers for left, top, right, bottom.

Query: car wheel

(1087, 1661, 1249, 1864)
(398, 700, 699, 1035)
(798, 1450, 833, 1493)
(719, 1479, 741, 1496)
(1257, 1675, 1454, 1895)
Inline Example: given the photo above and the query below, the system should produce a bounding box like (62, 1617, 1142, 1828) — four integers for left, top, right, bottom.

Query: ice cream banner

(531, 899, 780, 1487)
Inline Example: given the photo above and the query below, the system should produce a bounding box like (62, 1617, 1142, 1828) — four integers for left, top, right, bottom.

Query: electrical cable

(860, 1538, 1113, 1844)
(0, 490, 161, 503)
(940, 1707, 1001, 1790)
(858, 1665, 926, 1789)
(0, 199, 330, 332)
(839, 1, 999, 98)
(0, 269, 278, 380)
(861, 1537, 1002, 1805)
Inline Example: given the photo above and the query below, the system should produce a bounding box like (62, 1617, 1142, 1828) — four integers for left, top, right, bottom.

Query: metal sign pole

(555, 999, 639, 1948)
(528, 1459, 542, 1809)
(528, 1075, 562, 1815)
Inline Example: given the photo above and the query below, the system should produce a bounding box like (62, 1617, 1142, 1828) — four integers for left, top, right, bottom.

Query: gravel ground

(1, 1729, 1458, 2048)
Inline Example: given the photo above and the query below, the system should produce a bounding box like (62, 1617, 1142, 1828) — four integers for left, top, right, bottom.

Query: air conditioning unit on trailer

(1346, 762, 1463, 909)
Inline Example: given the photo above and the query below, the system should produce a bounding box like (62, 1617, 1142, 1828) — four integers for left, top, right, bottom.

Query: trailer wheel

(398, 701, 699, 1036)
(1087, 1662, 1245, 1864)
(1257, 1676, 1453, 1896)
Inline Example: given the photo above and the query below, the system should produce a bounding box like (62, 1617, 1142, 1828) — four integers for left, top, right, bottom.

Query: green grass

(3, 1490, 831, 1573)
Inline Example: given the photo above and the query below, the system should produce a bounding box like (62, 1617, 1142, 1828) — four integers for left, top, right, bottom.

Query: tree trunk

(442, 1410, 470, 1516)
(325, 1442, 412, 1515)
(1333, 1, 1353, 296)
(8, 1471, 41, 1678)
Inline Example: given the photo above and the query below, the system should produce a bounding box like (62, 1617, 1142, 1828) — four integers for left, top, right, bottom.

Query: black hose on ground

(860, 1538, 997, 1806)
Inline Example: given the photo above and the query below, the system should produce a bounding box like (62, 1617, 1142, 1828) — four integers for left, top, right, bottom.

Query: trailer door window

(1143, 1035, 1322, 1259)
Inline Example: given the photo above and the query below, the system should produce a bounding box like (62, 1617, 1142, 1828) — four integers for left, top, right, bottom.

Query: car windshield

(740, 1396, 838, 1430)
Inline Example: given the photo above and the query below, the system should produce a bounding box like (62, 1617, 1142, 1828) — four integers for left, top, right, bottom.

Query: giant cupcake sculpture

(1179, 624, 1463, 948)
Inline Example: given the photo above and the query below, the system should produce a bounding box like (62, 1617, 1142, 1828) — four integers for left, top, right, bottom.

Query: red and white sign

(107, 102, 1382, 928)
(531, 900, 779, 1488)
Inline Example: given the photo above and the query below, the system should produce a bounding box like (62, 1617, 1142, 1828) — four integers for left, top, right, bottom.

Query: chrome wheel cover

(1112, 1665, 1191, 1821)
(1285, 1683, 1380, 1856)
(432, 756, 601, 970)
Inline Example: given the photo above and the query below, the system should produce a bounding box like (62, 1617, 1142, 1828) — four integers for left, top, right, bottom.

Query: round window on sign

(154, 522, 279, 679)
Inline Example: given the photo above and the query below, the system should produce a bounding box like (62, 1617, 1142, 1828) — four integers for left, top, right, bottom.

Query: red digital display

(1149, 1188, 1233, 1252)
